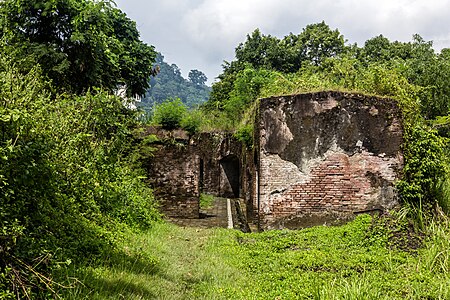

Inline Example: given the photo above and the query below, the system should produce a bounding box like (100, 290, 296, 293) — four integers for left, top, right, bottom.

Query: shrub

(0, 59, 160, 298)
(181, 109, 203, 135)
(152, 98, 187, 130)
(396, 125, 447, 210)
(234, 124, 254, 148)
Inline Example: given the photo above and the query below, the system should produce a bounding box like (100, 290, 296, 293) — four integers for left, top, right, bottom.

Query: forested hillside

(139, 53, 211, 113)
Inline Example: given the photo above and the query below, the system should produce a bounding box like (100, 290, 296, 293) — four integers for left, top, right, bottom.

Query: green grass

(59, 223, 244, 299)
(199, 193, 215, 210)
(59, 215, 450, 299)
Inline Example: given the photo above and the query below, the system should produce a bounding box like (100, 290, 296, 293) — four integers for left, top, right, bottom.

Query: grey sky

(114, 0, 450, 84)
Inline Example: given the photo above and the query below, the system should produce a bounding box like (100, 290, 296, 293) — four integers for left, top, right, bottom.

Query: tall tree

(188, 69, 208, 86)
(0, 0, 156, 96)
(297, 21, 347, 66)
(235, 29, 283, 71)
(141, 53, 211, 111)
(210, 22, 347, 111)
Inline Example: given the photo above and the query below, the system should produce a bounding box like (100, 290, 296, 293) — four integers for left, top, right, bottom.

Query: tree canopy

(0, 0, 156, 96)
(188, 69, 208, 86)
(207, 22, 450, 121)
(141, 53, 211, 112)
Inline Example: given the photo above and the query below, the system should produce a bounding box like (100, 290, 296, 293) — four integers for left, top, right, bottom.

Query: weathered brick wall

(193, 132, 245, 198)
(258, 91, 403, 229)
(143, 91, 403, 229)
(146, 140, 200, 218)
(145, 129, 251, 219)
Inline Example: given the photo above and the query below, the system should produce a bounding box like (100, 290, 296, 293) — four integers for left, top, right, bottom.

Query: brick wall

(145, 129, 252, 219)
(258, 91, 403, 229)
(143, 91, 404, 229)
(147, 141, 200, 218)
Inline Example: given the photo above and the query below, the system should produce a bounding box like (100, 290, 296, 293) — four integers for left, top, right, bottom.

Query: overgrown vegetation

(0, 55, 161, 299)
(1, 0, 450, 297)
(0, 0, 157, 96)
(202, 22, 450, 213)
(60, 214, 450, 299)
(150, 98, 203, 135)
(0, 0, 160, 298)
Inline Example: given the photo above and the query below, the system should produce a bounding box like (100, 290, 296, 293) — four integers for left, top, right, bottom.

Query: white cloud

(115, 0, 450, 84)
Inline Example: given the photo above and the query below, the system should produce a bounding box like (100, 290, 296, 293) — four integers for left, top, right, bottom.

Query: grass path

(61, 215, 450, 299)
(62, 223, 244, 299)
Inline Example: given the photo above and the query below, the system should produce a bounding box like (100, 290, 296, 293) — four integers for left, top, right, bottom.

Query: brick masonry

(143, 91, 404, 230)
(258, 91, 403, 229)
(145, 129, 254, 219)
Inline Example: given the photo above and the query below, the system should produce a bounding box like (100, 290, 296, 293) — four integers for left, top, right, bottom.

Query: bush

(397, 125, 447, 215)
(0, 58, 160, 298)
(152, 98, 187, 130)
(181, 109, 203, 135)
(234, 124, 254, 148)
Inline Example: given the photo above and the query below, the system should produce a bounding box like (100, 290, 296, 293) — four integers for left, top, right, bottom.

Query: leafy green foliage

(205, 24, 450, 213)
(181, 109, 204, 136)
(0, 1, 161, 298)
(358, 34, 450, 119)
(397, 126, 447, 209)
(151, 97, 205, 135)
(233, 22, 347, 74)
(0, 49, 159, 299)
(140, 53, 211, 112)
(0, 0, 156, 96)
(296, 21, 347, 66)
(234, 124, 254, 149)
(152, 98, 187, 130)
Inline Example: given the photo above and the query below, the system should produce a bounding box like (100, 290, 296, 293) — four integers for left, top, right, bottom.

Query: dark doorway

(220, 155, 240, 198)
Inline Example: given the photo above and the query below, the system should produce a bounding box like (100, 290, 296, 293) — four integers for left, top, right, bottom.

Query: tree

(209, 22, 348, 113)
(0, 0, 156, 96)
(140, 53, 211, 111)
(297, 21, 347, 66)
(360, 34, 414, 64)
(406, 36, 450, 118)
(361, 35, 394, 63)
(188, 69, 208, 86)
(234, 29, 285, 71)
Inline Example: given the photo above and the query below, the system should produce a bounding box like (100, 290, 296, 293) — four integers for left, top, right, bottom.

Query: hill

(139, 53, 211, 113)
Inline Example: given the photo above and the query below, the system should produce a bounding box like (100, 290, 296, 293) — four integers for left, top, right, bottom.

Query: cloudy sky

(114, 0, 450, 84)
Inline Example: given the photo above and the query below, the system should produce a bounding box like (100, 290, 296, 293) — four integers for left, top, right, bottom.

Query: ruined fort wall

(145, 129, 251, 219)
(146, 139, 200, 218)
(144, 91, 404, 229)
(258, 91, 404, 229)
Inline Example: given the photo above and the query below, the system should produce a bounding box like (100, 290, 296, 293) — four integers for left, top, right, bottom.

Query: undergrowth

(60, 214, 450, 299)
